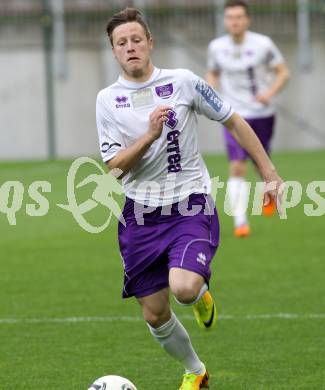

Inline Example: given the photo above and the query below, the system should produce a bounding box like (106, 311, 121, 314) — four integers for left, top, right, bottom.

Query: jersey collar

(117, 67, 161, 89)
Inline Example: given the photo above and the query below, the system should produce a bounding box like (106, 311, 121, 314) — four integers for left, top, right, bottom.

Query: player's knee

(143, 308, 171, 328)
(144, 312, 162, 328)
(172, 282, 200, 305)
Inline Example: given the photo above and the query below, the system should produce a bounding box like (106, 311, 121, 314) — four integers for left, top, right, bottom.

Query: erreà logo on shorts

(197, 252, 207, 266)
(115, 96, 130, 108)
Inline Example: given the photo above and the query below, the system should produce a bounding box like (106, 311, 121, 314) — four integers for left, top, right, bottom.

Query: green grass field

(1, 150, 324, 389)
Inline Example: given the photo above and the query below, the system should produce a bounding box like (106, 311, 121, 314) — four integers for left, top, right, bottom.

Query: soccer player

(206, 0, 289, 237)
(96, 8, 283, 389)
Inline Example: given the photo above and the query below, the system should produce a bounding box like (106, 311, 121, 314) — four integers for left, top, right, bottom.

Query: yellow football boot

(193, 291, 217, 330)
(179, 371, 209, 389)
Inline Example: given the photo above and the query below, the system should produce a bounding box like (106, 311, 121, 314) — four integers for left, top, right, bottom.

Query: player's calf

(137, 288, 171, 328)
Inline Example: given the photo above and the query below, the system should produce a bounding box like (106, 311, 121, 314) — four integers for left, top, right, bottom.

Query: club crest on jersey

(245, 49, 254, 56)
(155, 83, 173, 99)
(115, 96, 130, 108)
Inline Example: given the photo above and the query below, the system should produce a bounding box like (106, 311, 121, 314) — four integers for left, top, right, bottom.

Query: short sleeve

(265, 38, 284, 68)
(182, 70, 233, 124)
(207, 41, 220, 72)
(96, 93, 124, 163)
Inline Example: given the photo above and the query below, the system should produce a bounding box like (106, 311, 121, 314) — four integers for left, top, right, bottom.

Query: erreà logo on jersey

(155, 83, 173, 99)
(115, 96, 130, 108)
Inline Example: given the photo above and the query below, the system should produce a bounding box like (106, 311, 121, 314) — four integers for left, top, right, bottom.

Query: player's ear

(110, 32, 117, 56)
(112, 45, 117, 59)
(148, 37, 154, 50)
(246, 15, 251, 28)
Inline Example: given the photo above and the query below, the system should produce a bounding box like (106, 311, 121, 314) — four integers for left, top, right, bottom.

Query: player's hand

(147, 106, 172, 141)
(263, 169, 284, 216)
(256, 93, 272, 105)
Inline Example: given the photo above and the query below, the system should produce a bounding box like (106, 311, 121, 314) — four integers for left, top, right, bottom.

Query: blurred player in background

(97, 7, 283, 389)
(206, 0, 289, 237)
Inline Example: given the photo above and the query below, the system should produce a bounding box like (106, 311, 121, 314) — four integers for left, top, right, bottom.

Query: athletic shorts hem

(168, 263, 213, 285)
(122, 281, 169, 299)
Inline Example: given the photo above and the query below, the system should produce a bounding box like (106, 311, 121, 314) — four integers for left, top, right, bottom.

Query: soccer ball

(88, 375, 137, 390)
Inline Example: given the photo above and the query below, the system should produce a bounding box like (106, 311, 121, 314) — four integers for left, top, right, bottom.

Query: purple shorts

(118, 194, 220, 299)
(224, 115, 275, 161)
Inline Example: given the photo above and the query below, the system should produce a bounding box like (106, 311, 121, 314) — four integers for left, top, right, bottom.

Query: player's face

(224, 6, 250, 38)
(112, 22, 153, 79)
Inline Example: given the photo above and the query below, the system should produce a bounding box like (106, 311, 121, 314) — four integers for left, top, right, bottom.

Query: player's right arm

(206, 40, 221, 89)
(256, 37, 290, 105)
(224, 112, 283, 209)
(205, 70, 220, 89)
(97, 104, 171, 178)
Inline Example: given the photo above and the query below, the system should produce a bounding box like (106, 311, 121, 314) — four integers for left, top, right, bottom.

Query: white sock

(147, 312, 205, 375)
(174, 283, 208, 306)
(226, 177, 250, 227)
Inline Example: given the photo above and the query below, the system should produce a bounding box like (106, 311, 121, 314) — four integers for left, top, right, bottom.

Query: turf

(0, 150, 324, 389)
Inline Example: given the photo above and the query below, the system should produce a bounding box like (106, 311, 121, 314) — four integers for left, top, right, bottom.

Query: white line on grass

(1, 313, 325, 325)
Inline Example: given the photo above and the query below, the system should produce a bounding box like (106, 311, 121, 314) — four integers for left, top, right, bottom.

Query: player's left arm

(224, 112, 284, 208)
(256, 62, 290, 105)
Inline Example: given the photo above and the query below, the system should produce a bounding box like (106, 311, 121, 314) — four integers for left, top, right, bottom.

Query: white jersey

(96, 67, 233, 206)
(207, 31, 284, 119)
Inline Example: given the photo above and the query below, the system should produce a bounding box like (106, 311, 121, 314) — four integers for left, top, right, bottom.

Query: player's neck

(231, 31, 246, 44)
(122, 62, 155, 83)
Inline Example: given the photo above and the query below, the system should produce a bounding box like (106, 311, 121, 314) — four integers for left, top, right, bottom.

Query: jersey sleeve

(265, 38, 284, 68)
(96, 92, 124, 163)
(183, 70, 233, 123)
(207, 41, 220, 72)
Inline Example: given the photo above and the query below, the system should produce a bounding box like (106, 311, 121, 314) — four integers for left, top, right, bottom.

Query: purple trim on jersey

(247, 66, 257, 96)
(224, 115, 275, 161)
(118, 194, 220, 299)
